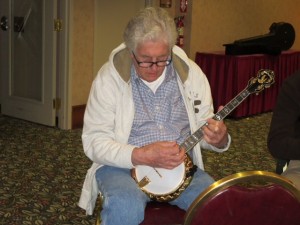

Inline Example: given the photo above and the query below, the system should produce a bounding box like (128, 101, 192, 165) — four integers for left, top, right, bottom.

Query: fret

(194, 128, 204, 138)
(214, 88, 251, 121)
(181, 129, 204, 152)
(231, 100, 238, 107)
(222, 107, 230, 115)
(186, 137, 194, 147)
(235, 94, 244, 102)
(189, 134, 198, 143)
(180, 142, 188, 150)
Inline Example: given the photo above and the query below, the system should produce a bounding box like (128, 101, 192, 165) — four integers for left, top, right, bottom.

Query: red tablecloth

(195, 50, 300, 118)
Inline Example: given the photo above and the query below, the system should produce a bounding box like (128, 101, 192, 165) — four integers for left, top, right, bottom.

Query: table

(195, 50, 300, 118)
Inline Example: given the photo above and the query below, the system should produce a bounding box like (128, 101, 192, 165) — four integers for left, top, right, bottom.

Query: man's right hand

(131, 141, 186, 169)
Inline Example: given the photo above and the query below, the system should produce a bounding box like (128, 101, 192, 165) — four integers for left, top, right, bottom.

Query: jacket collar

(113, 47, 189, 83)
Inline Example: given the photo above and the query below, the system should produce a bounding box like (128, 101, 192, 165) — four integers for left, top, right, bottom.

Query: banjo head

(131, 155, 194, 202)
(134, 163, 186, 196)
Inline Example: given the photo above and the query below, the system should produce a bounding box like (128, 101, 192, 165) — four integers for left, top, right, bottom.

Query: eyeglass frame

(132, 51, 172, 68)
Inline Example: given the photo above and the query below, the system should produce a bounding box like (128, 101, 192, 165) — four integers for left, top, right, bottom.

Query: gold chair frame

(184, 170, 300, 225)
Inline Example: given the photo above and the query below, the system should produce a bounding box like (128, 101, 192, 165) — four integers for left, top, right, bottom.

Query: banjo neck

(180, 87, 251, 153)
(181, 69, 275, 153)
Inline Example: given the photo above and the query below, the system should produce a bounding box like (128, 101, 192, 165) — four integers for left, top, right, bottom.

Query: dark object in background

(224, 22, 295, 55)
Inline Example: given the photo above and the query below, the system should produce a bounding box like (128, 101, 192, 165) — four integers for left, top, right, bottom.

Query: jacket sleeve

(267, 72, 300, 159)
(82, 65, 136, 169)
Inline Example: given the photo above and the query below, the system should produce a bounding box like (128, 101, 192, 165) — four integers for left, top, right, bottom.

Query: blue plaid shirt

(128, 64, 190, 147)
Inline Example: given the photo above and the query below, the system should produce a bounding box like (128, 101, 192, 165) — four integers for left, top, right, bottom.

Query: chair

(140, 201, 185, 225)
(184, 170, 300, 225)
(95, 196, 185, 225)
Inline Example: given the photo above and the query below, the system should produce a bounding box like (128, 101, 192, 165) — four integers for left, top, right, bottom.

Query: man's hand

(202, 106, 228, 148)
(132, 141, 186, 169)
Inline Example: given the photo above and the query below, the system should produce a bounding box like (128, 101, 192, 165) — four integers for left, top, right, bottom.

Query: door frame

(57, 0, 72, 129)
(0, 0, 72, 129)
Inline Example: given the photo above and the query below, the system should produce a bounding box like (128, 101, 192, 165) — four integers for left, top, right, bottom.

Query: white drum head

(135, 163, 185, 195)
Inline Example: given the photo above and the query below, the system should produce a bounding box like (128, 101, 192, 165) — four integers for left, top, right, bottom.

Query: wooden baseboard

(72, 104, 86, 129)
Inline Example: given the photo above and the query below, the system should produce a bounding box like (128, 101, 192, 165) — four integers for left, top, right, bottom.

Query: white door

(0, 0, 57, 126)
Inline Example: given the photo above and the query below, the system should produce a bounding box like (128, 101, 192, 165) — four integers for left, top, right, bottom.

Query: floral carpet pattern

(0, 112, 276, 224)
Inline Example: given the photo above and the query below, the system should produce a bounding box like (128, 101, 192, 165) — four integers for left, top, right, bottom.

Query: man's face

(132, 40, 171, 82)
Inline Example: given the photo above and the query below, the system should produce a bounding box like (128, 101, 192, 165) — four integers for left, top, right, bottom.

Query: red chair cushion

(189, 185, 300, 225)
(140, 201, 185, 225)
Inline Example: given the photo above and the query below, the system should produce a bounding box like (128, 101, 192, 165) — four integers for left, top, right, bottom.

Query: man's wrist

(217, 138, 229, 149)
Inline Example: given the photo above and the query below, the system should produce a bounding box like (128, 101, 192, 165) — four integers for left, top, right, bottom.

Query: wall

(71, 0, 300, 107)
(189, 0, 300, 59)
(71, 0, 94, 106)
(93, 0, 145, 76)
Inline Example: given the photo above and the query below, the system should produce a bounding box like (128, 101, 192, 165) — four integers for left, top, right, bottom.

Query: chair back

(184, 171, 300, 225)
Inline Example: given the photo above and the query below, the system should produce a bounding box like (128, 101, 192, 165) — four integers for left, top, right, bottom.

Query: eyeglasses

(132, 52, 172, 68)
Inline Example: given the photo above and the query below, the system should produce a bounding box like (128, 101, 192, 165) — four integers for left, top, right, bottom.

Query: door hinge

(53, 98, 61, 111)
(54, 19, 62, 32)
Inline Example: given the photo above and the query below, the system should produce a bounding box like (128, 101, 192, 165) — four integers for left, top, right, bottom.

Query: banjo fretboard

(180, 88, 250, 152)
(180, 68, 276, 152)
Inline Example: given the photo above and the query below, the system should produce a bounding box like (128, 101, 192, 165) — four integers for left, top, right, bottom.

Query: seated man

(78, 7, 230, 225)
(268, 69, 300, 190)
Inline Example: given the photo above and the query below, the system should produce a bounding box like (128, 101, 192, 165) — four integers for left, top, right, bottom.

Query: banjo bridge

(138, 176, 151, 188)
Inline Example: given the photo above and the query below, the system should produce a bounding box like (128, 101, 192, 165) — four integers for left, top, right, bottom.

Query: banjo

(132, 69, 275, 202)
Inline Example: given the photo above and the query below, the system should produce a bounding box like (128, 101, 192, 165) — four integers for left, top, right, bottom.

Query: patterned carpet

(0, 112, 276, 225)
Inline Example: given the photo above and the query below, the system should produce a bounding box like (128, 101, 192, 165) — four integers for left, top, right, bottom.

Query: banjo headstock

(212, 69, 275, 122)
(247, 69, 275, 94)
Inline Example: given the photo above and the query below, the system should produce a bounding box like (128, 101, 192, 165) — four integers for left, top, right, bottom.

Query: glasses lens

(139, 62, 153, 68)
(156, 60, 170, 67)
(133, 51, 172, 68)
(139, 60, 171, 68)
